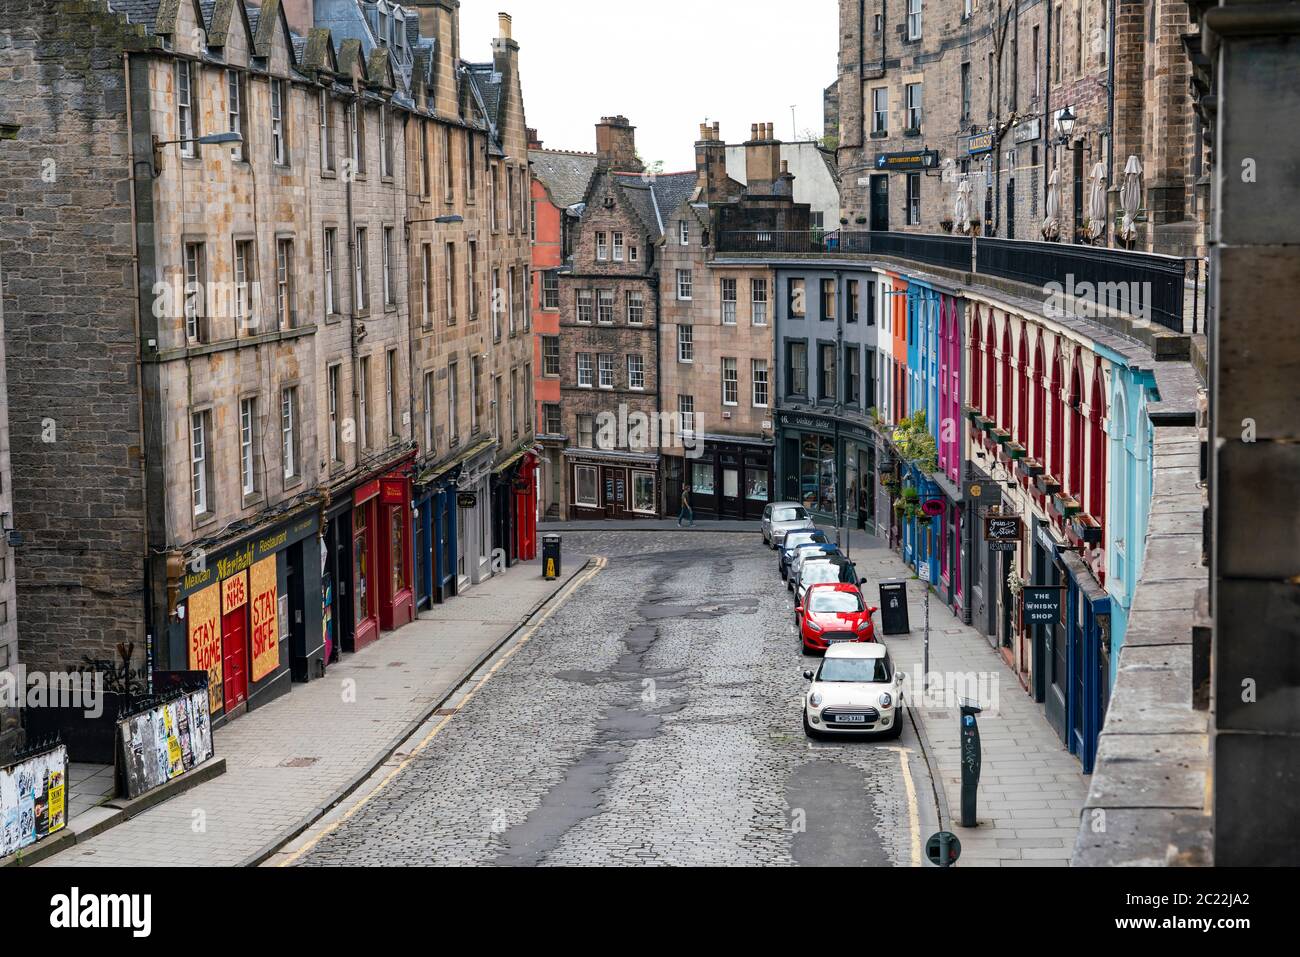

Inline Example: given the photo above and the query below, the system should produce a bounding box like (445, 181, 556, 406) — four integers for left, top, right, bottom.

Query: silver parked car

(761, 502, 815, 549)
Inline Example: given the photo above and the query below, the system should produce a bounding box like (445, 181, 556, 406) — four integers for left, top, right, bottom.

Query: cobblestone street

(281, 530, 938, 867)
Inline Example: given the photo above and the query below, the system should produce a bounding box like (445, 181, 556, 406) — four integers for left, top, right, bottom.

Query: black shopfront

(775, 410, 877, 532)
(667, 438, 773, 521)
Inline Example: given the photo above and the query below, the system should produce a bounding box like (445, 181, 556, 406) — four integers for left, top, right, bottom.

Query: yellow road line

(277, 557, 608, 867)
(899, 745, 922, 867)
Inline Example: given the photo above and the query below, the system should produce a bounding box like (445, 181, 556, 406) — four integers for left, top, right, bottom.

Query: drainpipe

(346, 98, 360, 481)
(1043, 2, 1053, 211)
(123, 51, 157, 683)
(1105, 0, 1116, 246)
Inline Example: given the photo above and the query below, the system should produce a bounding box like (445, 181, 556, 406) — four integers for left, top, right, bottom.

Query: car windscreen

(808, 590, 865, 613)
(802, 563, 842, 586)
(773, 507, 808, 522)
(785, 530, 825, 549)
(818, 657, 891, 683)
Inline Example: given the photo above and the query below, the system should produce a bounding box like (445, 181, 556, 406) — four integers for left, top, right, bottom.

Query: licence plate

(836, 714, 867, 723)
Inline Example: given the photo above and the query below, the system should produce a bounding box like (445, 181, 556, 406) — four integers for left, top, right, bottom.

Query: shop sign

(1013, 118, 1041, 143)
(985, 515, 1022, 543)
(457, 492, 478, 509)
(177, 512, 319, 602)
(875, 149, 940, 171)
(966, 131, 995, 155)
(381, 476, 407, 506)
(922, 499, 945, 517)
(1023, 586, 1064, 625)
(249, 555, 279, 683)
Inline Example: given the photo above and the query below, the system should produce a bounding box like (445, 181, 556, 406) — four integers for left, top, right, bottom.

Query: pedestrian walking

(677, 489, 695, 527)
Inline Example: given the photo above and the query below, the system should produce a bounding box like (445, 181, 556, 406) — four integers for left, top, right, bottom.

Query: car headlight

(807, 619, 823, 632)
(810, 691, 824, 708)
(879, 692, 893, 708)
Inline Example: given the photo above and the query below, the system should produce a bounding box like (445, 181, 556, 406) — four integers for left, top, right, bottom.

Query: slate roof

(109, 0, 162, 32)
(529, 149, 598, 209)
(614, 171, 700, 239)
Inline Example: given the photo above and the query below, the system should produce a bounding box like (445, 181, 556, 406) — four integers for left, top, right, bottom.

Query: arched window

(984, 312, 997, 418)
(1089, 362, 1107, 525)
(970, 309, 983, 411)
(1068, 352, 1084, 498)
(1050, 339, 1064, 479)
(1033, 333, 1046, 462)
(1017, 325, 1030, 445)
(1000, 320, 1013, 430)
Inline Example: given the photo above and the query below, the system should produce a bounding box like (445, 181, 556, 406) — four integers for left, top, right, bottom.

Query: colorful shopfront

(492, 447, 540, 565)
(172, 509, 321, 726)
(775, 410, 876, 532)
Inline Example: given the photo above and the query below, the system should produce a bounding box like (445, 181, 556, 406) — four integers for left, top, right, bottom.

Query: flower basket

(1073, 513, 1103, 544)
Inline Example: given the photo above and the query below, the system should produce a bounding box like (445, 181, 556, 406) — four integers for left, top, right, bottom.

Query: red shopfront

(513, 452, 539, 562)
(352, 471, 415, 646)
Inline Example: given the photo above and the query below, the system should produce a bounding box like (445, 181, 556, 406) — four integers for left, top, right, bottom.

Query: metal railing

(716, 229, 1200, 333)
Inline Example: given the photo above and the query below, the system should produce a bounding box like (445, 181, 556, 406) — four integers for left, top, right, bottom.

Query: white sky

(460, 1, 838, 170)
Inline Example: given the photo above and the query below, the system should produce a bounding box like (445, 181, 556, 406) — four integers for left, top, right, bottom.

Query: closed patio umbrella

(1041, 167, 1061, 241)
(954, 178, 971, 234)
(1119, 155, 1143, 247)
(1085, 161, 1108, 242)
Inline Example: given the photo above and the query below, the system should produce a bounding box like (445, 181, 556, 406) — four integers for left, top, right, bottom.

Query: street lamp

(404, 213, 465, 240)
(1055, 106, 1076, 141)
(151, 131, 243, 175)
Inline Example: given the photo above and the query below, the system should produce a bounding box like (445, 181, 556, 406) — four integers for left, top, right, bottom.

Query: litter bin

(878, 579, 910, 635)
(542, 534, 562, 581)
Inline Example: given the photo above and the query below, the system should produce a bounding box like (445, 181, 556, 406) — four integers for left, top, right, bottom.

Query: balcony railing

(716, 229, 1201, 334)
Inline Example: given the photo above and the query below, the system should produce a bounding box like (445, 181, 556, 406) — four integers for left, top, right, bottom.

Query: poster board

(118, 689, 214, 800)
(0, 744, 68, 857)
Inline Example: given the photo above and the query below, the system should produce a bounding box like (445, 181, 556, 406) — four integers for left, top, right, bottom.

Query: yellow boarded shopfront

(187, 582, 223, 714)
(250, 555, 279, 683)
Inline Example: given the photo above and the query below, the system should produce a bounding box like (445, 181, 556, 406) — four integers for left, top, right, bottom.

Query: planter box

(978, 417, 997, 433)
(1036, 473, 1062, 496)
(1003, 441, 1027, 460)
(1017, 457, 1045, 478)
(1073, 514, 1103, 544)
(963, 405, 982, 422)
(991, 427, 1012, 445)
(1054, 492, 1082, 518)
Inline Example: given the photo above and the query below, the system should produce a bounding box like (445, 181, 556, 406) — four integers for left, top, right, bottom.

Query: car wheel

(803, 712, 819, 740)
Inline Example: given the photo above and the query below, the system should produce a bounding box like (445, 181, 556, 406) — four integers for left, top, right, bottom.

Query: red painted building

(529, 134, 598, 520)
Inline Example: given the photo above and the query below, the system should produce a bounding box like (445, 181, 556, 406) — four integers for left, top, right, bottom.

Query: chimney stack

(498, 11, 512, 40)
(595, 115, 642, 172)
(745, 121, 783, 195)
(695, 120, 730, 203)
(527, 127, 543, 150)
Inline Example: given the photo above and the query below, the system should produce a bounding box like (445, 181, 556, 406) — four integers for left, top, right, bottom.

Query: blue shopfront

(414, 475, 459, 609)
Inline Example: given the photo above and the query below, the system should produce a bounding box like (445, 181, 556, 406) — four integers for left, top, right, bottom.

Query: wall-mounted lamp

(151, 131, 243, 176)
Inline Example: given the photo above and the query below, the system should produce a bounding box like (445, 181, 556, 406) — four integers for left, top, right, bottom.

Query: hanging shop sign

(117, 689, 214, 800)
(1022, 586, 1065, 625)
(0, 743, 67, 857)
(875, 149, 940, 171)
(1013, 118, 1041, 143)
(985, 515, 1023, 552)
(457, 492, 478, 509)
(922, 499, 945, 517)
(966, 131, 995, 156)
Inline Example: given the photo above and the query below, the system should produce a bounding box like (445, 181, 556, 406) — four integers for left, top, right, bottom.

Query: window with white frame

(626, 289, 644, 324)
(598, 353, 615, 389)
(907, 173, 921, 225)
(279, 387, 298, 483)
(574, 465, 598, 507)
(379, 108, 392, 177)
(752, 278, 768, 326)
(233, 239, 253, 330)
(612, 232, 624, 261)
(872, 88, 888, 134)
(270, 79, 287, 165)
(597, 289, 614, 324)
(447, 359, 460, 445)
(446, 242, 457, 323)
(678, 394, 695, 433)
(906, 83, 923, 130)
(679, 220, 690, 245)
(543, 403, 561, 436)
(542, 271, 560, 309)
(177, 62, 196, 157)
(492, 267, 502, 338)
(577, 414, 594, 448)
(354, 227, 369, 312)
(677, 324, 694, 362)
(470, 357, 481, 434)
(721, 278, 737, 325)
(328, 364, 342, 463)
(386, 349, 399, 438)
(907, 0, 922, 39)
(184, 242, 207, 342)
(191, 409, 212, 516)
(383, 226, 395, 306)
(677, 269, 693, 300)
(420, 243, 433, 326)
(722, 357, 739, 406)
(240, 397, 259, 497)
(467, 240, 478, 318)
(542, 336, 561, 377)
(423, 371, 435, 452)
(358, 355, 371, 449)
(628, 354, 645, 391)
(324, 228, 339, 315)
(752, 359, 769, 407)
(596, 232, 608, 261)
(320, 91, 335, 173)
(576, 289, 593, 323)
(227, 70, 247, 162)
(577, 352, 594, 388)
(276, 238, 294, 328)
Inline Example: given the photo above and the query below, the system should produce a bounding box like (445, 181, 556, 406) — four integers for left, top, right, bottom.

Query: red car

(795, 583, 878, 654)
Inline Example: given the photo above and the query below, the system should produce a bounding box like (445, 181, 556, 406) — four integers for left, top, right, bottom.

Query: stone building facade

(0, 0, 532, 728)
(833, 0, 1199, 252)
(0, 253, 16, 759)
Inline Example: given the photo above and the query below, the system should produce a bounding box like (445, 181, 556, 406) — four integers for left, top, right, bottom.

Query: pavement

(38, 554, 590, 868)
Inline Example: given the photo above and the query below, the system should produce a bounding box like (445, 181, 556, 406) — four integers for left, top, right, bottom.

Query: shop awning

(415, 437, 499, 486)
(493, 444, 537, 474)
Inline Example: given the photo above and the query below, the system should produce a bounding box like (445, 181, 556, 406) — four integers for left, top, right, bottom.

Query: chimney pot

(498, 12, 512, 40)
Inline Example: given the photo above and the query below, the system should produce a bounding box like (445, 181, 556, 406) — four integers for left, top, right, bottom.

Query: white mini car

(803, 642, 904, 739)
